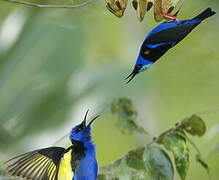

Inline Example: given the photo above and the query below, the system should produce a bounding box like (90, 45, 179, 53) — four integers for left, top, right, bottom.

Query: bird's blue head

(70, 110, 99, 143)
(126, 55, 153, 83)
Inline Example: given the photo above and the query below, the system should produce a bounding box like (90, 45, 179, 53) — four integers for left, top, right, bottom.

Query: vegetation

(0, 0, 219, 179)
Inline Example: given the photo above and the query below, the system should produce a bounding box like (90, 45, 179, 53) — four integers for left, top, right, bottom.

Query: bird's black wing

(144, 22, 200, 45)
(4, 147, 66, 180)
(140, 44, 173, 62)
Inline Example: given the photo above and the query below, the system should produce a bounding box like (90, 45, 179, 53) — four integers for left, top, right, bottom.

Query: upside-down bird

(4, 110, 99, 180)
(126, 8, 216, 83)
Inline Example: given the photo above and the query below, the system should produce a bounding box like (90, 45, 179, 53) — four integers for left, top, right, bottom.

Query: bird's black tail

(193, 8, 216, 21)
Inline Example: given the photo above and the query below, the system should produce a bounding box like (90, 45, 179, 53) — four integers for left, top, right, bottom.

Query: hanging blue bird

(126, 8, 216, 83)
(4, 110, 99, 180)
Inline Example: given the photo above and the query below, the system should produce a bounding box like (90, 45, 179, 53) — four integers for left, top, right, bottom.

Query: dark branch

(0, 0, 95, 8)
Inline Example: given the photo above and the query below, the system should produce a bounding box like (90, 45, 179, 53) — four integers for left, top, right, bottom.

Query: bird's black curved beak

(81, 109, 89, 127)
(81, 109, 100, 127)
(88, 115, 100, 126)
(125, 65, 140, 84)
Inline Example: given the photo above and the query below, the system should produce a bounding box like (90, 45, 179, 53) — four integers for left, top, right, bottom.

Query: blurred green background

(0, 0, 219, 179)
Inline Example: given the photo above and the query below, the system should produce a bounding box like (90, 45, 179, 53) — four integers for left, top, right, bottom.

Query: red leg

(160, 8, 178, 20)
(163, 13, 177, 20)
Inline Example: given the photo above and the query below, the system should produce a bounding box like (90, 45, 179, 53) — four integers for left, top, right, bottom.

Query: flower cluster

(106, 0, 184, 22)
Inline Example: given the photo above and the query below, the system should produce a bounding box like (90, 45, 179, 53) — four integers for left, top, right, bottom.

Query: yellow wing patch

(58, 149, 74, 180)
(4, 147, 66, 180)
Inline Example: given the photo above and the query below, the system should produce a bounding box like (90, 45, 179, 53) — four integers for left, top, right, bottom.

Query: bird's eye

(144, 50, 151, 55)
(76, 128, 81, 133)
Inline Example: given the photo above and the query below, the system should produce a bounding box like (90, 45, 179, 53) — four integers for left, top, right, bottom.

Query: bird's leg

(160, 7, 178, 21)
(163, 13, 177, 20)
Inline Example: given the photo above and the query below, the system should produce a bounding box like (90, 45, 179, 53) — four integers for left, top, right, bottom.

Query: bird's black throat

(70, 140, 87, 172)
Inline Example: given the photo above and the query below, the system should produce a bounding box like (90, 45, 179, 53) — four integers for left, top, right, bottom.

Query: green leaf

(160, 133, 189, 180)
(126, 147, 145, 170)
(177, 131, 209, 174)
(183, 115, 206, 136)
(143, 146, 174, 180)
(98, 157, 148, 180)
(111, 97, 147, 135)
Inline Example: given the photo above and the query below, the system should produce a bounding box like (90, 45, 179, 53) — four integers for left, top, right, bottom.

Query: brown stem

(0, 0, 96, 8)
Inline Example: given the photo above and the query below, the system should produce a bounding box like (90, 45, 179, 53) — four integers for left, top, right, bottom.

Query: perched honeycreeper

(4, 110, 99, 180)
(126, 8, 216, 83)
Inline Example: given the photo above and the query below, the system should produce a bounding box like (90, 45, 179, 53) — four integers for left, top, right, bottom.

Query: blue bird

(126, 8, 216, 83)
(4, 110, 99, 180)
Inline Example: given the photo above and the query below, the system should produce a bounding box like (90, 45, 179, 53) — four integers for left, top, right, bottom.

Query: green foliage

(0, 8, 87, 150)
(154, 114, 208, 180)
(111, 97, 147, 135)
(126, 147, 145, 170)
(160, 133, 189, 180)
(1, 1, 218, 180)
(143, 146, 174, 180)
(98, 106, 209, 180)
(98, 147, 148, 180)
(182, 115, 206, 136)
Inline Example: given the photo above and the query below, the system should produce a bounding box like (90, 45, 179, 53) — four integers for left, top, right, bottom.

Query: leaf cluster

(111, 97, 147, 135)
(99, 102, 209, 180)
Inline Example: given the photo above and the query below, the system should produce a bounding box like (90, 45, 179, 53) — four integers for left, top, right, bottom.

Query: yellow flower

(106, 0, 128, 17)
(132, 0, 154, 22)
(106, 0, 184, 22)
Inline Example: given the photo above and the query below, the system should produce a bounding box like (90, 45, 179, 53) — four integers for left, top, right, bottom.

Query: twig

(0, 0, 96, 8)
(196, 107, 219, 116)
(147, 119, 188, 146)
(101, 120, 188, 172)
